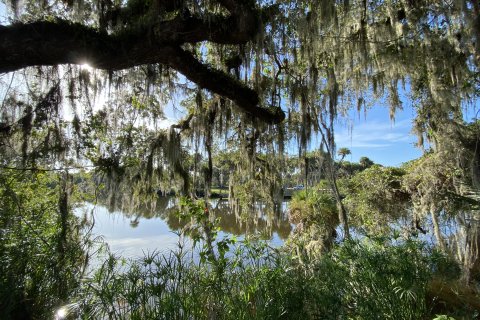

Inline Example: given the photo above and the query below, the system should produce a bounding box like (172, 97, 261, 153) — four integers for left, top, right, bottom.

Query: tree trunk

(431, 210, 446, 252)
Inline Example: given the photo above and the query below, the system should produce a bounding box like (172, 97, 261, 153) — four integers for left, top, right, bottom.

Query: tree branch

(165, 47, 285, 123)
(0, 13, 284, 123)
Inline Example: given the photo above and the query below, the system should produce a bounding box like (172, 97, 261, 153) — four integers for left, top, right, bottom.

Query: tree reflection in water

(101, 196, 293, 241)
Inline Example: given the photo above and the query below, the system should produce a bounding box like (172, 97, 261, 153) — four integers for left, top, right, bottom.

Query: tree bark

(432, 210, 446, 252)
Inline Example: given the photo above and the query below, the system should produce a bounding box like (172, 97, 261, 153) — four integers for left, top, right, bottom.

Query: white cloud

(335, 118, 414, 149)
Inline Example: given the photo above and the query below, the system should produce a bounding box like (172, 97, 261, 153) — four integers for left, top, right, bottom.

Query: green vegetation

(0, 169, 87, 319)
(344, 165, 410, 235)
(73, 237, 436, 320)
(288, 184, 339, 255)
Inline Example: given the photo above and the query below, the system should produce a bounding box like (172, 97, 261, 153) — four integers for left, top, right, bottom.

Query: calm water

(77, 198, 292, 258)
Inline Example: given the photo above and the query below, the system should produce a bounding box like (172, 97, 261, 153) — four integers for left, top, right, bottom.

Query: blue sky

(0, 2, 6, 23)
(334, 104, 422, 167)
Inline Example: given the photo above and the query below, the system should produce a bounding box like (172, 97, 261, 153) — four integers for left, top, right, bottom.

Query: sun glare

(54, 307, 68, 319)
(80, 63, 93, 71)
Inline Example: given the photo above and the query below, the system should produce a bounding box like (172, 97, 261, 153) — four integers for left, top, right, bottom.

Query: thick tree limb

(0, 15, 254, 71)
(165, 47, 285, 123)
(0, 0, 285, 124)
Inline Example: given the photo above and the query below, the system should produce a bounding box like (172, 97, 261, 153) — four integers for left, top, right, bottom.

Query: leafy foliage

(288, 184, 339, 254)
(344, 165, 410, 235)
(0, 169, 86, 319)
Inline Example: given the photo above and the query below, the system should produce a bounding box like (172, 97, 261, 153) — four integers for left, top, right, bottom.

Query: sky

(0, 2, 6, 23)
(334, 103, 422, 167)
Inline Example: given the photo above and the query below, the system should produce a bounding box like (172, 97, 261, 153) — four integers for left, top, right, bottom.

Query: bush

(0, 170, 86, 319)
(288, 185, 339, 255)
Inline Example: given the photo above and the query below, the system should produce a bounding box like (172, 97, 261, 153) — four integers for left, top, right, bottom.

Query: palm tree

(359, 156, 374, 169)
(337, 147, 351, 161)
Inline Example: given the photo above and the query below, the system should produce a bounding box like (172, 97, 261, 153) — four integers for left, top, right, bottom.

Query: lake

(76, 197, 293, 258)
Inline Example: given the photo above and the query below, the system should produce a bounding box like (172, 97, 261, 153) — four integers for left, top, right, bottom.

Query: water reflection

(80, 197, 292, 258)
(162, 199, 292, 240)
